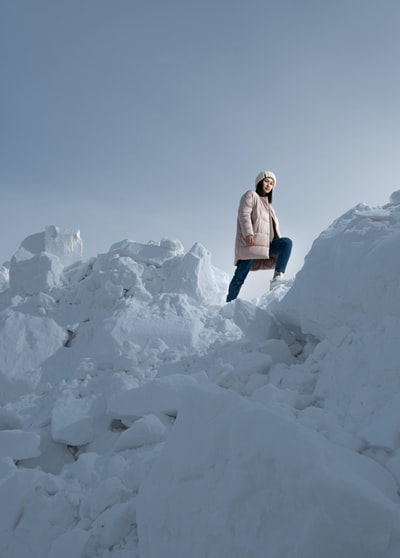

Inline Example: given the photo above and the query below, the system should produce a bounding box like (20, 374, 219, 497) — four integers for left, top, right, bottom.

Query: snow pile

(270, 192, 400, 457)
(0, 192, 400, 558)
(9, 225, 82, 295)
(138, 385, 400, 558)
(276, 193, 400, 336)
(0, 263, 9, 292)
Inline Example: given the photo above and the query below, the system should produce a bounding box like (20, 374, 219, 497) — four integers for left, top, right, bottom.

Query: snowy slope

(0, 192, 400, 558)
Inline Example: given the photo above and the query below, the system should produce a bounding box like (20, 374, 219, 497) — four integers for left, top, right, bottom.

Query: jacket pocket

(253, 232, 269, 247)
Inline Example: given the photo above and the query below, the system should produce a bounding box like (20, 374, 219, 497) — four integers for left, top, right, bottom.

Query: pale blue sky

(1, 0, 399, 299)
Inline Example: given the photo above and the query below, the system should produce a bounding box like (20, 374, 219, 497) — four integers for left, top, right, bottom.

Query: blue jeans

(226, 237, 292, 302)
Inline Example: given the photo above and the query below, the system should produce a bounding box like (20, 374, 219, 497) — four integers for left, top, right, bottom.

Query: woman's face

(262, 177, 275, 195)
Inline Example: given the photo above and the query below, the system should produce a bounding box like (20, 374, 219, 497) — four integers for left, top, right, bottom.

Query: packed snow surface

(1, 192, 400, 557)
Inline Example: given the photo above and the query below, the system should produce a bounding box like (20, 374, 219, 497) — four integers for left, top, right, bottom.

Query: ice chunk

(51, 391, 95, 446)
(389, 190, 400, 205)
(92, 499, 136, 548)
(0, 311, 66, 397)
(0, 430, 41, 460)
(164, 242, 228, 304)
(89, 477, 130, 520)
(109, 237, 184, 267)
(108, 374, 197, 418)
(114, 415, 167, 450)
(48, 529, 90, 558)
(9, 226, 82, 295)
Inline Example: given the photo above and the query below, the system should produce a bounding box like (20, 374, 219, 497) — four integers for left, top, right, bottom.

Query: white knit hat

(255, 171, 276, 186)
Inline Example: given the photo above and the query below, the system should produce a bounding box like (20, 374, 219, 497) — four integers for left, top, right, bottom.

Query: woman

(226, 170, 292, 302)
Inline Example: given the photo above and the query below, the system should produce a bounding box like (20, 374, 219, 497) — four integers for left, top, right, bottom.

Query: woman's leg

(226, 259, 254, 302)
(269, 237, 292, 273)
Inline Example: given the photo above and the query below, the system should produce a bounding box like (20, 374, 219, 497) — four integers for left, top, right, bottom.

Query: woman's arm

(237, 190, 255, 239)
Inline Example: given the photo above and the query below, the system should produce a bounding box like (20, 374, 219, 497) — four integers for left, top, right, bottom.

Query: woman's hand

(245, 235, 254, 246)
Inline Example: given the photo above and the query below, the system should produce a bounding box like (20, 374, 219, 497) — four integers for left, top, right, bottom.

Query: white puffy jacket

(234, 190, 281, 267)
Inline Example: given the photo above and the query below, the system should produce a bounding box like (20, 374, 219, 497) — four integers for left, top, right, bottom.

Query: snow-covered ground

(1, 191, 400, 557)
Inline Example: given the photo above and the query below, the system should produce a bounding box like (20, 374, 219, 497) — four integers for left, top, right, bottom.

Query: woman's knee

(281, 237, 292, 248)
(271, 237, 292, 253)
